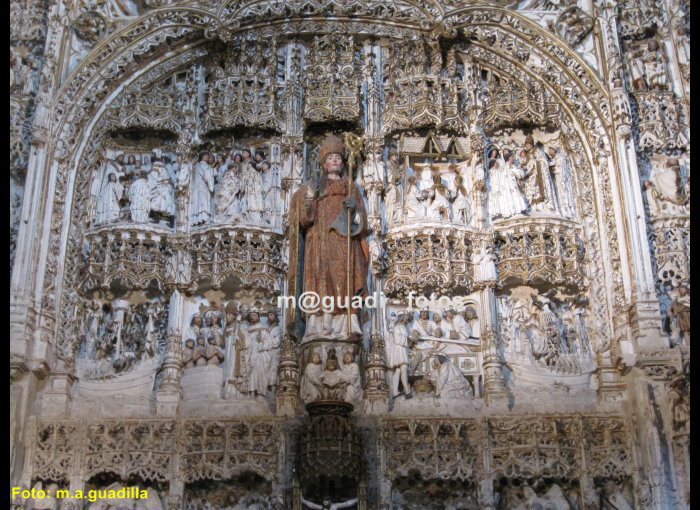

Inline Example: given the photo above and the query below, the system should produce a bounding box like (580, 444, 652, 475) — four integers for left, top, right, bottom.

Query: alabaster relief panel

(497, 287, 596, 399)
(381, 303, 482, 403)
(178, 295, 282, 407)
(74, 293, 169, 382)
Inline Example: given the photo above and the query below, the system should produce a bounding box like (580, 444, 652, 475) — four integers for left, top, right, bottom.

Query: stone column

(276, 334, 300, 416)
(155, 290, 184, 416)
(474, 238, 508, 408)
(597, 3, 667, 356)
(364, 333, 389, 414)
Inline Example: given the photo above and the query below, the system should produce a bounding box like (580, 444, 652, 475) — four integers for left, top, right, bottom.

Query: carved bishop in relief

(288, 134, 369, 340)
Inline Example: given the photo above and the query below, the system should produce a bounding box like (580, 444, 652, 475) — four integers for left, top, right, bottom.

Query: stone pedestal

(41, 371, 75, 417)
(181, 365, 224, 400)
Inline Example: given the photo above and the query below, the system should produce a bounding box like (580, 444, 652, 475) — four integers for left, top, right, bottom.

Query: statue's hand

(306, 174, 319, 199)
(343, 197, 357, 212)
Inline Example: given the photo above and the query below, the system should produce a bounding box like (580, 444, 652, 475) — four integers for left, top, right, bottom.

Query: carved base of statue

(303, 312, 363, 342)
(181, 365, 224, 400)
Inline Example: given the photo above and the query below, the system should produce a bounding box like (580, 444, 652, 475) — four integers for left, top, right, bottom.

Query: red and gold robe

(288, 177, 369, 316)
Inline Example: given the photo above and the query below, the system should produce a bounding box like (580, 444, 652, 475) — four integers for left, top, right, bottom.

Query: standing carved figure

(301, 350, 323, 403)
(241, 150, 266, 224)
(547, 145, 576, 218)
(389, 311, 413, 399)
(190, 153, 215, 226)
(215, 154, 243, 223)
(670, 285, 690, 345)
(288, 134, 369, 340)
(94, 173, 124, 226)
(148, 151, 175, 221)
(523, 137, 559, 214)
(488, 149, 527, 220)
(128, 169, 151, 223)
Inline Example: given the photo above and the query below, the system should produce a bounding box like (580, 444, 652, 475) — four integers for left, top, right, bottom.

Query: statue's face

(226, 313, 235, 323)
(193, 316, 202, 326)
(249, 313, 259, 324)
(128, 156, 136, 164)
(311, 354, 321, 364)
(420, 311, 429, 320)
(525, 142, 534, 151)
(242, 150, 251, 160)
(327, 359, 338, 371)
(108, 173, 116, 182)
(679, 286, 688, 296)
(547, 148, 556, 158)
(465, 308, 476, 320)
(185, 339, 194, 349)
(116, 154, 124, 163)
(323, 153, 343, 175)
(267, 313, 278, 325)
(343, 353, 353, 364)
(434, 315, 442, 323)
(432, 358, 441, 370)
(445, 310, 454, 318)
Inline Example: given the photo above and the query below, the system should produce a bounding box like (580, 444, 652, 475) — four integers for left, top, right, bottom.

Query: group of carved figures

(182, 305, 282, 398)
(78, 299, 166, 378)
(498, 291, 592, 369)
(91, 150, 181, 226)
(301, 348, 362, 404)
(385, 136, 577, 228)
(385, 307, 480, 400)
(189, 147, 280, 227)
(91, 145, 281, 229)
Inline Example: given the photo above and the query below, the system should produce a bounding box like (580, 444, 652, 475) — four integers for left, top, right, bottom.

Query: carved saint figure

(264, 311, 282, 389)
(319, 349, 347, 400)
(488, 149, 527, 220)
(670, 285, 690, 344)
(451, 174, 471, 226)
(182, 339, 196, 370)
(148, 151, 175, 220)
(301, 350, 323, 403)
(128, 169, 151, 223)
(215, 153, 243, 223)
(404, 175, 427, 221)
(427, 173, 451, 221)
(388, 311, 413, 399)
(190, 152, 215, 226)
(241, 149, 266, 224)
(384, 151, 403, 226)
(94, 172, 124, 225)
(341, 350, 362, 403)
(523, 137, 559, 214)
(667, 371, 689, 432)
(432, 355, 473, 400)
(288, 134, 369, 340)
(241, 310, 270, 396)
(547, 145, 576, 218)
(645, 158, 688, 216)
